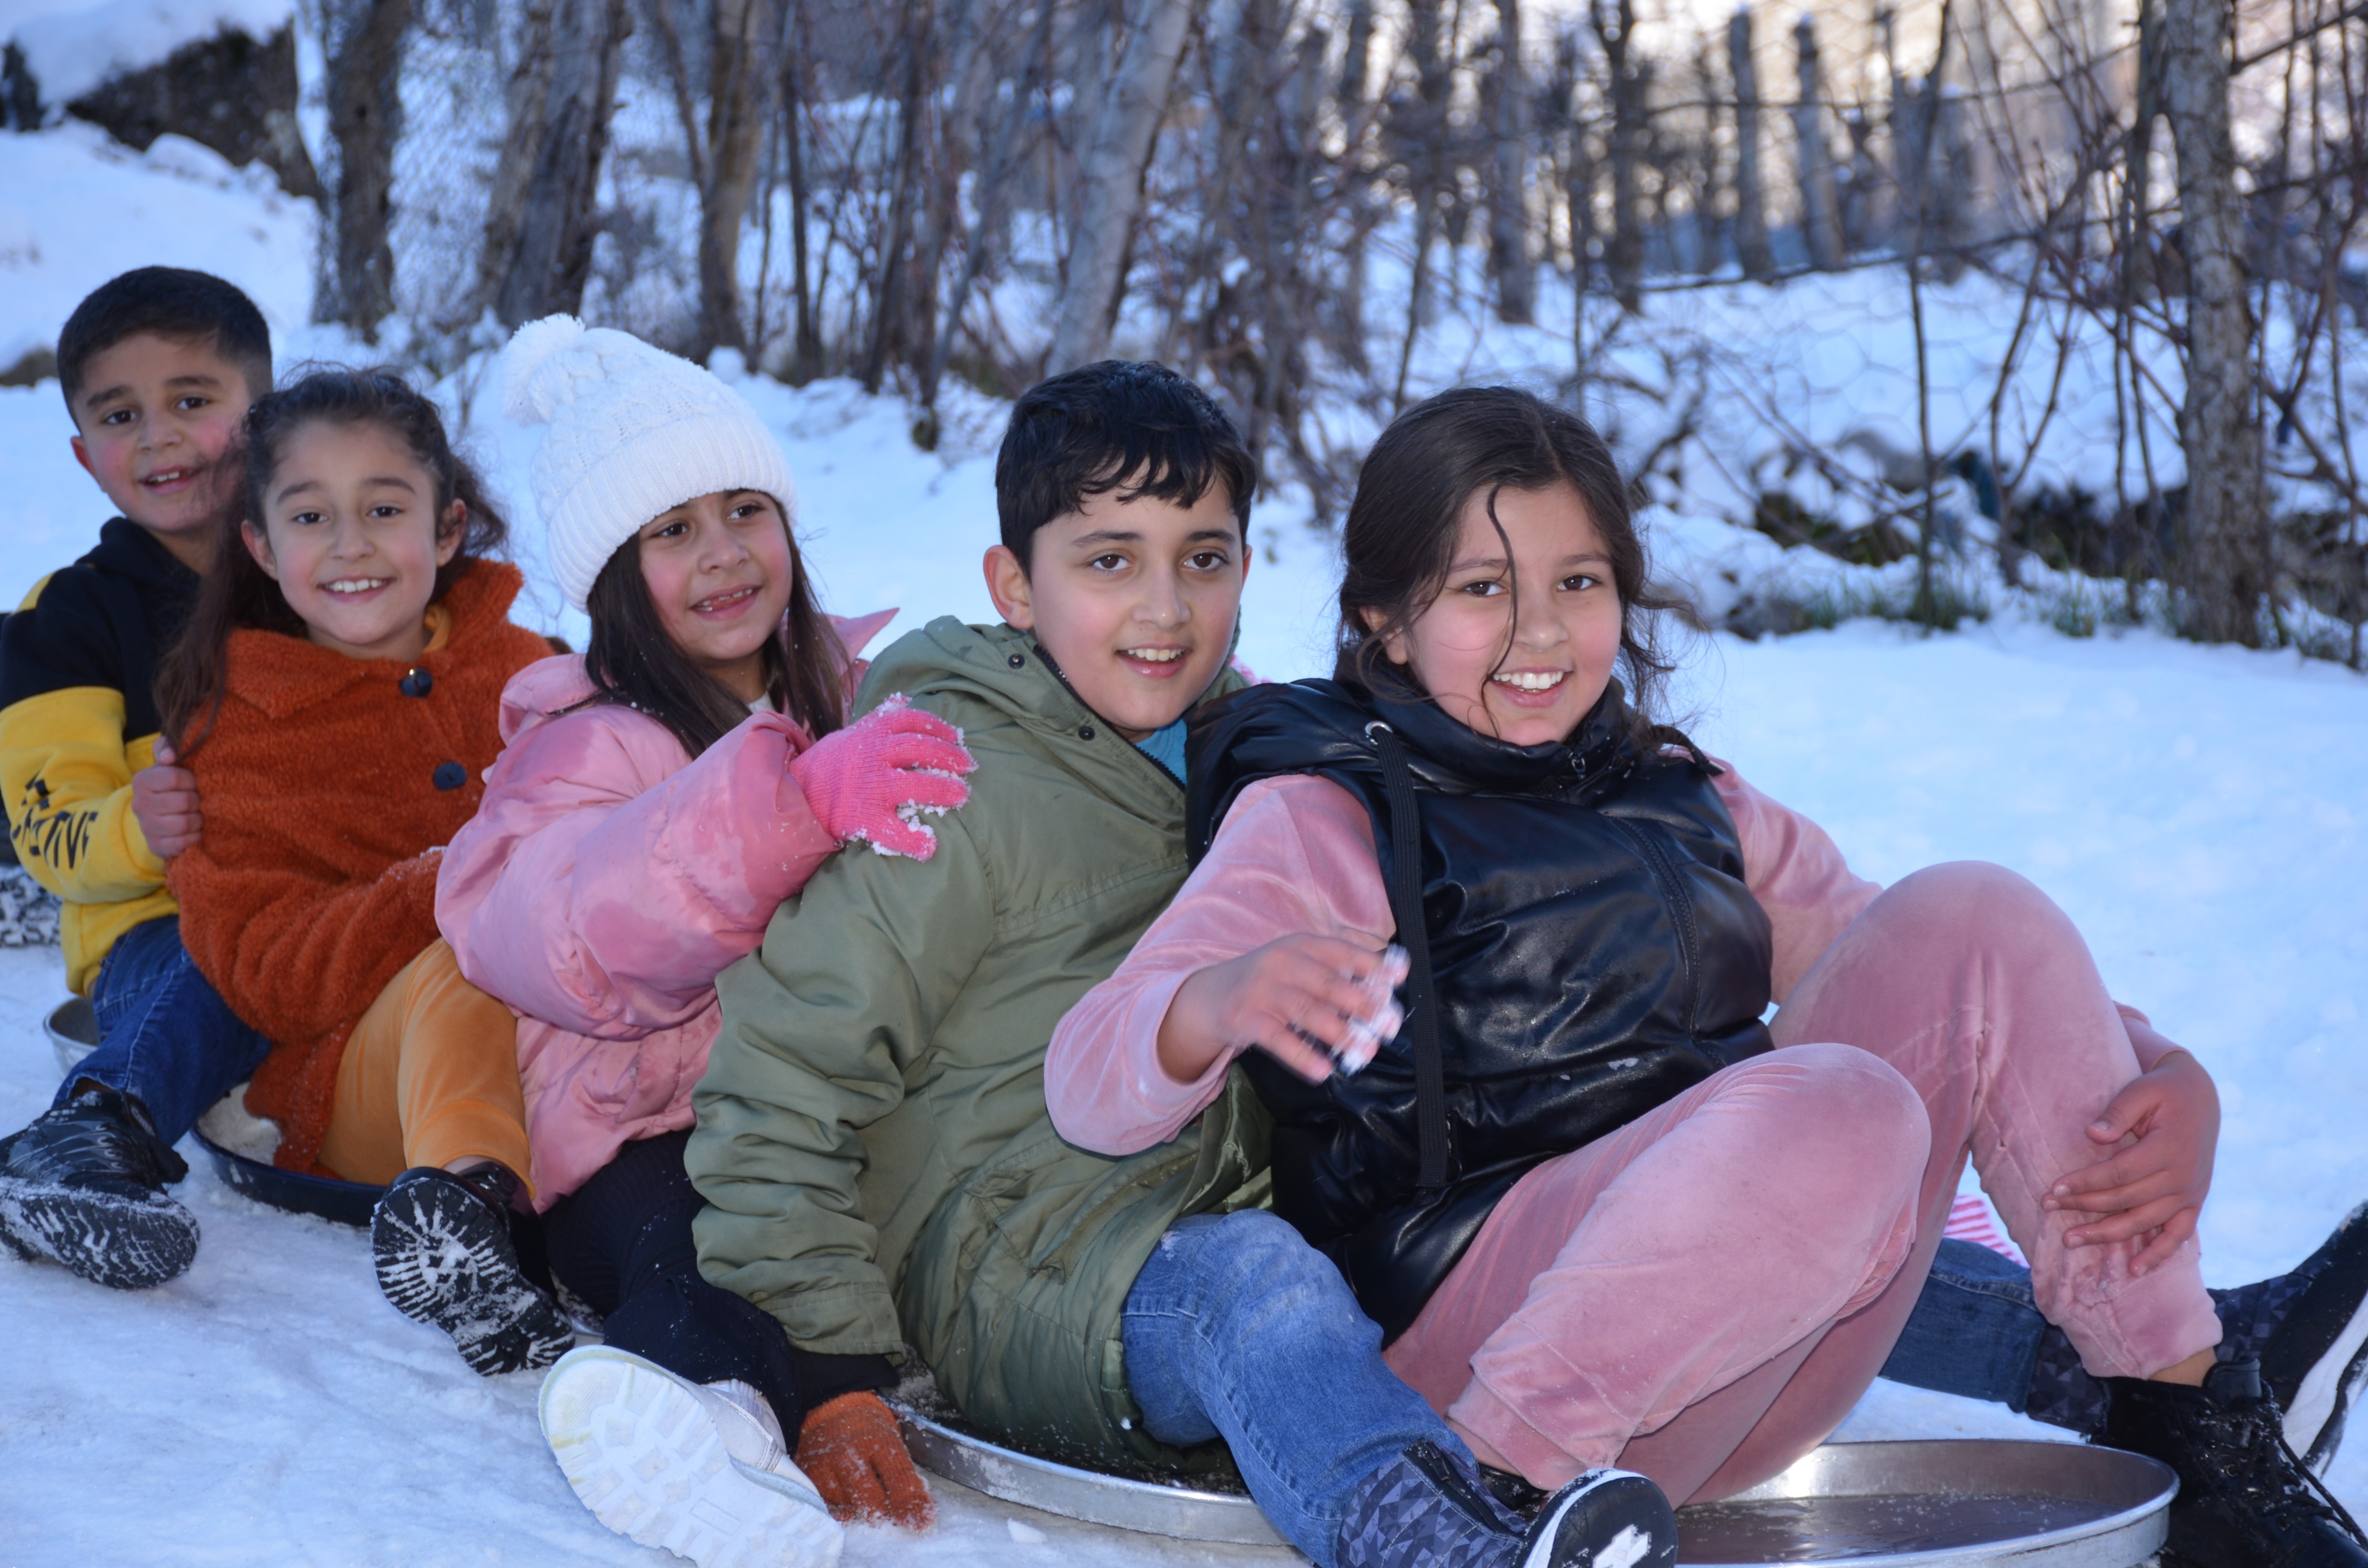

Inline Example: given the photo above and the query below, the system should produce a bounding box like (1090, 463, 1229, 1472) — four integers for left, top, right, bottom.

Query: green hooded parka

(689, 616, 1266, 1469)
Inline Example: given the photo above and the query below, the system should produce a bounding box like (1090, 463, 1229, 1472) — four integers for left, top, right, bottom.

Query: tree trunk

(862, 0, 936, 392)
(782, 23, 823, 380)
(1335, 0, 1376, 361)
(697, 0, 792, 358)
(1791, 13, 1843, 270)
(1895, 0, 1952, 257)
(1594, 0, 1646, 311)
(2122, 0, 2164, 298)
(904, 0, 998, 406)
(2160, 0, 2272, 642)
(1487, 0, 1535, 324)
(479, 0, 630, 327)
(1047, 0, 1196, 373)
(319, 0, 412, 339)
(1727, 9, 1771, 279)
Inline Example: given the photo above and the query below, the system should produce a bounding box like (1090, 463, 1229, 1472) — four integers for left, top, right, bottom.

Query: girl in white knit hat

(428, 318, 973, 1567)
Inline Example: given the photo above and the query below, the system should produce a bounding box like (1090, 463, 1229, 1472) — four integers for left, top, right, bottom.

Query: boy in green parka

(621, 361, 1682, 1568)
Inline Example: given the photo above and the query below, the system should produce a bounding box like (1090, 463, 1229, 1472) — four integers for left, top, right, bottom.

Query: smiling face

(982, 481, 1247, 740)
(70, 331, 258, 572)
(243, 418, 461, 663)
(1372, 481, 1626, 747)
(631, 490, 797, 704)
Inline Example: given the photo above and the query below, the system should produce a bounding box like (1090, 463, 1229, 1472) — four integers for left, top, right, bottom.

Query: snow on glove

(786, 694, 975, 861)
(1332, 943, 1410, 1074)
(794, 1391, 937, 1529)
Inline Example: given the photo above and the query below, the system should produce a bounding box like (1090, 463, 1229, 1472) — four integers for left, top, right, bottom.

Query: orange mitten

(795, 1391, 937, 1530)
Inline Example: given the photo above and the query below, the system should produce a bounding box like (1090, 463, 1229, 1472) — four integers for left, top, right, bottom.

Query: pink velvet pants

(1380, 861, 2225, 1506)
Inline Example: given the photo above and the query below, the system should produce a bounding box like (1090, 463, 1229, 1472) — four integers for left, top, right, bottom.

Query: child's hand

(1158, 935, 1402, 1086)
(2046, 1049, 2220, 1274)
(131, 741, 203, 859)
(795, 1391, 936, 1529)
(787, 696, 975, 860)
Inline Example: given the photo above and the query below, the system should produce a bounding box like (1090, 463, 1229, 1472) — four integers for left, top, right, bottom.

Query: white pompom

(499, 315, 590, 425)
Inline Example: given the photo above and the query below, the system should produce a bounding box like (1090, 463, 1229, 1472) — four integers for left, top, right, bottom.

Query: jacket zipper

(1608, 815, 1701, 1037)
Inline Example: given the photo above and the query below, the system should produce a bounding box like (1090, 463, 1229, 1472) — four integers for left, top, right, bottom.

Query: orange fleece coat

(169, 562, 553, 1175)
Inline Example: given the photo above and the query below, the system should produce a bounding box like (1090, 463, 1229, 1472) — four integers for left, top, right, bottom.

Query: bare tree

(1592, 0, 1647, 310)
(1392, 0, 1455, 404)
(318, 0, 413, 338)
(860, 0, 938, 391)
(1487, 0, 1535, 323)
(779, 17, 824, 380)
(2159, 0, 2273, 641)
(923, 2, 1050, 411)
(1727, 8, 1773, 280)
(478, 0, 630, 327)
(275, 0, 2368, 667)
(1792, 13, 1844, 270)
(1048, 0, 1199, 372)
(694, 0, 794, 357)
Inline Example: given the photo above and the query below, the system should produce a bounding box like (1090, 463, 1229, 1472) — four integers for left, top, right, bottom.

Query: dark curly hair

(157, 366, 508, 751)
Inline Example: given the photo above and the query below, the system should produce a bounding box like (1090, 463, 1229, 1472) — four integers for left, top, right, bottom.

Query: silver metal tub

(893, 1403, 2174, 1566)
(53, 1000, 2175, 1563)
(893, 1399, 1290, 1547)
(47, 995, 97, 1076)
(1682, 1439, 2174, 1565)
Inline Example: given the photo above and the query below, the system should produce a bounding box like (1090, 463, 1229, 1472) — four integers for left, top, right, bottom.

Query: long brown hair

(579, 510, 845, 757)
(1334, 385, 1681, 739)
(156, 367, 508, 752)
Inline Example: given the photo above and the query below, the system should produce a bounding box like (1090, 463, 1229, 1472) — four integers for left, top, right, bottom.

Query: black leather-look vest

(1187, 674, 1776, 1341)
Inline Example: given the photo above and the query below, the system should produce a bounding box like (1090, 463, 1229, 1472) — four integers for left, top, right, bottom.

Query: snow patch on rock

(5, 0, 296, 107)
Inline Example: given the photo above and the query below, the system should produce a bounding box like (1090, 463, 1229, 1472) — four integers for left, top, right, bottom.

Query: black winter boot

(2025, 1200, 2368, 1460)
(372, 1164, 573, 1376)
(2258, 1202, 2368, 1473)
(1337, 1439, 1677, 1568)
(0, 1085, 197, 1289)
(2105, 1359, 2368, 1568)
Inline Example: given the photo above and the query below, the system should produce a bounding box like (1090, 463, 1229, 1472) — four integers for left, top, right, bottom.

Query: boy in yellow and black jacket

(0, 269, 279, 1291)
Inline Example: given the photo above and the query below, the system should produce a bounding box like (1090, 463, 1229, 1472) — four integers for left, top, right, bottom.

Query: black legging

(541, 1130, 891, 1432)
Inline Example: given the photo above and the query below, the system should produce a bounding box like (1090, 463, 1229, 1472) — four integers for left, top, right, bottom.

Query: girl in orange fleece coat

(157, 367, 570, 1375)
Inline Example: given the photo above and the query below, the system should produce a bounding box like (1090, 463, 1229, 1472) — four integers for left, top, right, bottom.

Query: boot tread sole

(540, 1349, 841, 1568)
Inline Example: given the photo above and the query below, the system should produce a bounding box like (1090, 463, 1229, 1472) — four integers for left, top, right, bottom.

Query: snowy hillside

(4, 110, 2368, 1566)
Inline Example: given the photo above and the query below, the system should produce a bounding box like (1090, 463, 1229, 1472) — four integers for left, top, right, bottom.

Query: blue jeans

(1881, 1237, 2052, 1413)
(1122, 1219, 2063, 1564)
(61, 914, 274, 1149)
(1123, 1211, 1477, 1567)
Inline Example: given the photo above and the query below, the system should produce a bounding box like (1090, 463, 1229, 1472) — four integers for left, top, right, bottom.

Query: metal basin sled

(893, 1397, 2174, 1567)
(1681, 1439, 2175, 1566)
(891, 1397, 1289, 1547)
(49, 1003, 2175, 1564)
(46, 997, 384, 1228)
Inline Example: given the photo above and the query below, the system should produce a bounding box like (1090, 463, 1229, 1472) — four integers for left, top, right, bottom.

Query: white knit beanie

(500, 316, 799, 612)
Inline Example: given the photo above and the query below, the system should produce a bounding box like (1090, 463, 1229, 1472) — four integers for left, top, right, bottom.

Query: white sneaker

(539, 1345, 845, 1568)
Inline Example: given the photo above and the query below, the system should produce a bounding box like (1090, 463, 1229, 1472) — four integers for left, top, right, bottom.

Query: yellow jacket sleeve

(1, 685, 165, 904)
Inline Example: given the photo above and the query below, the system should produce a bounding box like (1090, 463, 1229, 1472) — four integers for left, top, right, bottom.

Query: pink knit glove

(786, 695, 975, 860)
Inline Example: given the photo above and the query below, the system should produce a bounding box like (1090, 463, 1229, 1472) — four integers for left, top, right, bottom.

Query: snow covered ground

(6, 103, 2368, 1567)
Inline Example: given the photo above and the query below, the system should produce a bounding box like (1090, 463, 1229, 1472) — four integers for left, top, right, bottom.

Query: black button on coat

(1187, 673, 1775, 1341)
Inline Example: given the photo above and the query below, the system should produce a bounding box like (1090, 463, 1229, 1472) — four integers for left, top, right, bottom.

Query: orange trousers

(317, 939, 533, 1194)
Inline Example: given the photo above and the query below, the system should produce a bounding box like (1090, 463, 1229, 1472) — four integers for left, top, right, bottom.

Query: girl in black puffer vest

(1047, 389, 2355, 1568)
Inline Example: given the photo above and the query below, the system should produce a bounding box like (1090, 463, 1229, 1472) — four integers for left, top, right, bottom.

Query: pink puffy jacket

(435, 610, 897, 1208)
